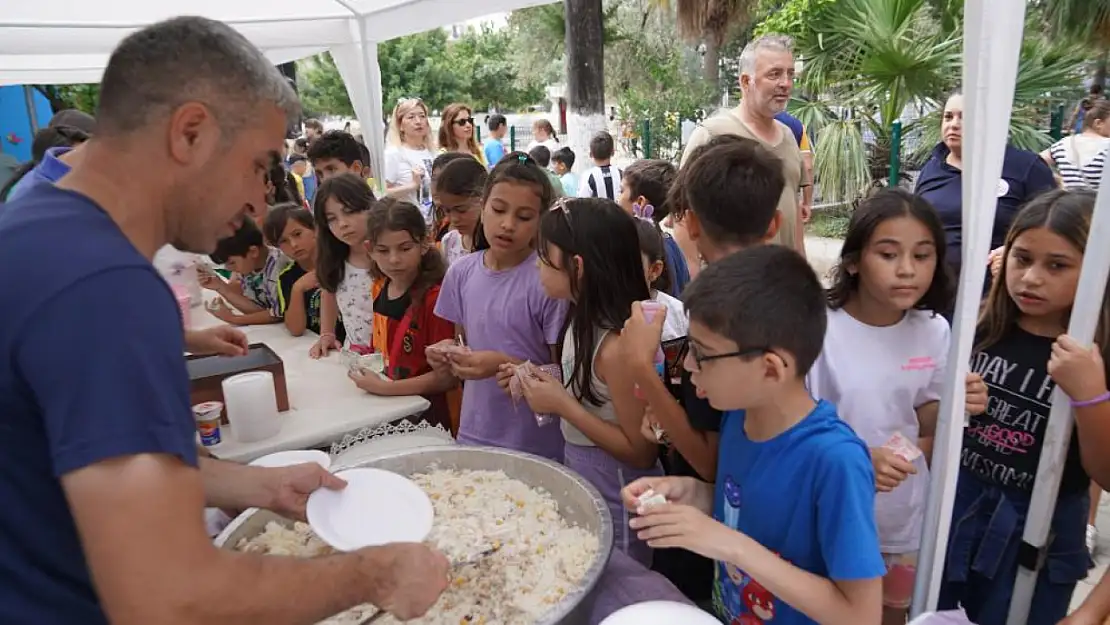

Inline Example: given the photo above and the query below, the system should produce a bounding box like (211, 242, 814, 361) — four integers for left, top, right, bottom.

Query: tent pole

(1006, 164, 1110, 625)
(357, 16, 386, 196)
(910, 0, 1027, 615)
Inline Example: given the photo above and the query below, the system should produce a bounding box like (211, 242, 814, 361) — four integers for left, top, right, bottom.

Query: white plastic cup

(222, 371, 282, 443)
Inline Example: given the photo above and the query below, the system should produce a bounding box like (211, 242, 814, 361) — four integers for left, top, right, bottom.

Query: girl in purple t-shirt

(431, 153, 568, 462)
(514, 197, 664, 565)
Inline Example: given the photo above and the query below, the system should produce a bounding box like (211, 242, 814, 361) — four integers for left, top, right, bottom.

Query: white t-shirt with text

(384, 145, 436, 221)
(806, 307, 950, 554)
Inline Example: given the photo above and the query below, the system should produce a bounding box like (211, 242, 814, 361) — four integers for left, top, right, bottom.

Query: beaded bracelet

(1071, 391, 1110, 408)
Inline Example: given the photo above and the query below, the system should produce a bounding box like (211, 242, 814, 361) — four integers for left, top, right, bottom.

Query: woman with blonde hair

(437, 103, 485, 166)
(385, 98, 437, 222)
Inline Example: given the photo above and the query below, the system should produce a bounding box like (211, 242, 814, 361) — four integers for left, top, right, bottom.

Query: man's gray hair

(738, 34, 795, 77)
(97, 16, 300, 135)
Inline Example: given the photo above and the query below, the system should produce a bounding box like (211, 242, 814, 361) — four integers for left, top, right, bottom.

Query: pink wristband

(1070, 391, 1110, 408)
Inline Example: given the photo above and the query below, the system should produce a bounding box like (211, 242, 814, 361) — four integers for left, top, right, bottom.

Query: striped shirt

(578, 165, 623, 200)
(1048, 135, 1110, 189)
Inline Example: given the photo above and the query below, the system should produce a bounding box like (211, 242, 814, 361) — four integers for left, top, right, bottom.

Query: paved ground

(803, 234, 1109, 613)
(804, 235, 842, 284)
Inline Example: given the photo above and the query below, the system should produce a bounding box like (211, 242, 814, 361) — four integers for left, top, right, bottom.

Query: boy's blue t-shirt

(483, 138, 505, 169)
(662, 234, 691, 297)
(713, 400, 884, 624)
(0, 184, 197, 624)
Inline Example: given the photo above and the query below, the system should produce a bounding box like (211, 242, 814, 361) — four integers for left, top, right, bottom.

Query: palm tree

(789, 0, 1084, 204)
(655, 0, 760, 86)
(1044, 0, 1110, 87)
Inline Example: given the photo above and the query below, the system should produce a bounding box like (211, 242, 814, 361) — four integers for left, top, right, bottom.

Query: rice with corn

(237, 469, 600, 624)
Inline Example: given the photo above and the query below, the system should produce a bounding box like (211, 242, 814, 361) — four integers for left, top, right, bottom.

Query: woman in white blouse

(384, 98, 437, 222)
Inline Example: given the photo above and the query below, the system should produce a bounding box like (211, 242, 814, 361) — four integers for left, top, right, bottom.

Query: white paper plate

(600, 601, 719, 625)
(249, 449, 331, 470)
(307, 468, 433, 551)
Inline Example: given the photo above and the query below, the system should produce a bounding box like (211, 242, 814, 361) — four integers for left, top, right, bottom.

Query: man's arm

(65, 454, 443, 625)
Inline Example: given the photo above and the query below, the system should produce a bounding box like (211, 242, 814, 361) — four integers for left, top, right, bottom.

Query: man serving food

(0, 17, 448, 625)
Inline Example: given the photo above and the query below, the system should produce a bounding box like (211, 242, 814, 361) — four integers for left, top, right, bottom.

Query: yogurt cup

(193, 401, 224, 447)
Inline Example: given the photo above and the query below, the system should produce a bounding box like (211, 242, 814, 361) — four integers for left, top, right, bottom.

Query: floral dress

(335, 262, 374, 350)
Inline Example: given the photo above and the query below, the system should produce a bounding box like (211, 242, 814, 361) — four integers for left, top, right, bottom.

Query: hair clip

(517, 153, 532, 165)
(552, 197, 572, 214)
(632, 203, 655, 222)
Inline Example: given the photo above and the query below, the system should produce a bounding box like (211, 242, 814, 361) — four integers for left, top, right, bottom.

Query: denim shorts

(937, 471, 1091, 625)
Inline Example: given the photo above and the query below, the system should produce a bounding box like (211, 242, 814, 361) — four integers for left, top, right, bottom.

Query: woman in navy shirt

(915, 92, 1057, 280)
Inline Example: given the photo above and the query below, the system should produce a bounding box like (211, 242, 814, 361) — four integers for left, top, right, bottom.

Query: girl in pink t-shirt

(430, 152, 568, 462)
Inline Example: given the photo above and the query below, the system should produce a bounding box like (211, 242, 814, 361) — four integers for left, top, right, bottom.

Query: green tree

(32, 84, 99, 114)
(660, 0, 761, 86)
(297, 53, 354, 117)
(447, 26, 546, 111)
(782, 0, 1084, 203)
(752, 0, 836, 40)
(608, 0, 716, 159)
(1044, 0, 1110, 87)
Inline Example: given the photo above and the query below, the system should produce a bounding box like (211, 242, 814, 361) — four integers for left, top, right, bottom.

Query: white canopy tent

(0, 0, 556, 184)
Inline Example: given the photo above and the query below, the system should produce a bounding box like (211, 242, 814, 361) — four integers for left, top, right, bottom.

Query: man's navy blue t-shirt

(0, 184, 198, 624)
(915, 142, 1056, 278)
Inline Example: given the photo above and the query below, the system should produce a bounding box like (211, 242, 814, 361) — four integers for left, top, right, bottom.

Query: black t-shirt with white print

(962, 327, 1088, 496)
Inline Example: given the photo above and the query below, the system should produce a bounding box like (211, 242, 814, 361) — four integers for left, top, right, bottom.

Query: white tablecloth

(189, 304, 430, 463)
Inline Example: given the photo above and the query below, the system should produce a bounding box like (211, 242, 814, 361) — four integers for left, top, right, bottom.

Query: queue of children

(197, 111, 1110, 625)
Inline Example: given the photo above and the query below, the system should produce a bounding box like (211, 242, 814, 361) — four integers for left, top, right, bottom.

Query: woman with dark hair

(437, 103, 485, 166)
(915, 92, 1057, 282)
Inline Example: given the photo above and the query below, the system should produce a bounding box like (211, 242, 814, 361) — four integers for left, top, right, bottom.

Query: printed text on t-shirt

(960, 349, 1054, 491)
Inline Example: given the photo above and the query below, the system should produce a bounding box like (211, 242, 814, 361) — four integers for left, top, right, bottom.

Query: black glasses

(452, 118, 474, 127)
(688, 342, 770, 371)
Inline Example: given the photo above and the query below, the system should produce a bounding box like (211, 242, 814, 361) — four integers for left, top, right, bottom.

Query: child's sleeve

(383, 149, 404, 186)
(918, 317, 951, 407)
(534, 287, 569, 347)
(815, 441, 887, 581)
(273, 272, 293, 318)
(424, 287, 457, 345)
(434, 261, 465, 326)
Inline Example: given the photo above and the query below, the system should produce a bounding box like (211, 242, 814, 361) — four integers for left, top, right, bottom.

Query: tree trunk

(564, 0, 607, 171)
(703, 39, 721, 88)
(1095, 50, 1109, 90)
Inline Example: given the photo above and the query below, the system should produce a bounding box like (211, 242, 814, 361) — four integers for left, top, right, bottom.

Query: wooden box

(187, 343, 290, 423)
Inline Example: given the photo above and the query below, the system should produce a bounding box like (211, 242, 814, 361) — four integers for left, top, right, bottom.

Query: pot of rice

(215, 445, 613, 624)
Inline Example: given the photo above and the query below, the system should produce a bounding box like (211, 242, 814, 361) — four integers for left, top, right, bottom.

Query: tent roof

(0, 0, 553, 86)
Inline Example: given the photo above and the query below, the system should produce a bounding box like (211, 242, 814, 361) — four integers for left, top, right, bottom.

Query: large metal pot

(215, 445, 614, 625)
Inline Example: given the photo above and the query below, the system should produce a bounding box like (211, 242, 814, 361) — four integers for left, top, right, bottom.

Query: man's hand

(871, 447, 917, 492)
(365, 543, 449, 620)
(261, 463, 347, 521)
(800, 202, 813, 224)
(185, 326, 249, 357)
